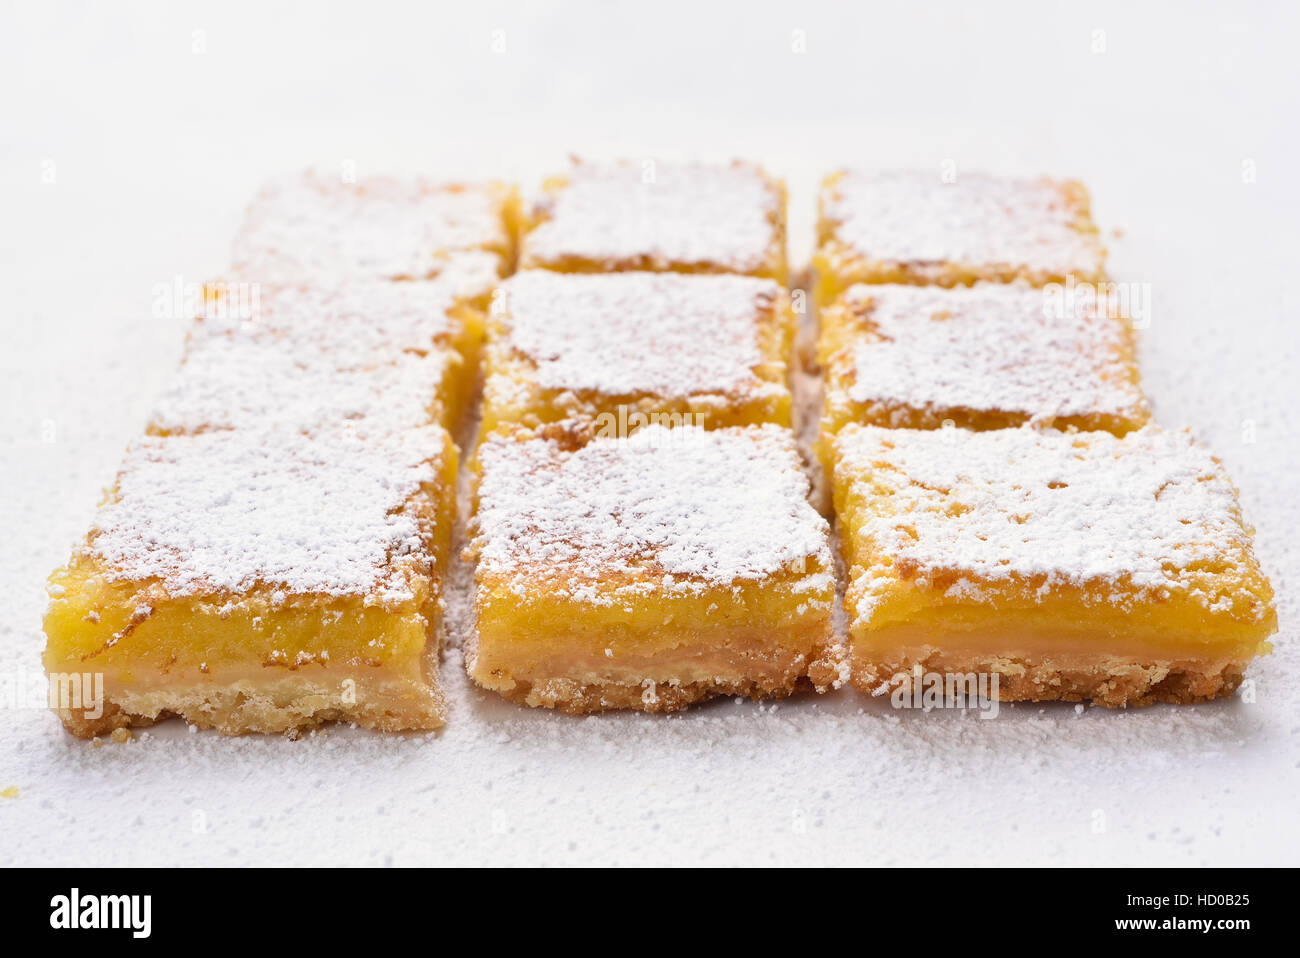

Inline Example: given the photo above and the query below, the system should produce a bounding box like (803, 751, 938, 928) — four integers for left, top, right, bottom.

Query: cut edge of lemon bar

(830, 423, 1276, 707)
(466, 421, 840, 713)
(43, 425, 458, 737)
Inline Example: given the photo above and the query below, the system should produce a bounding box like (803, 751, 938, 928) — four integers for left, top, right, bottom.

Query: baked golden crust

(853, 650, 1248, 708)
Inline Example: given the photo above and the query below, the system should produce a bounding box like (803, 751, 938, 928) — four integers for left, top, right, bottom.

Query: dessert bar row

(43, 160, 1276, 738)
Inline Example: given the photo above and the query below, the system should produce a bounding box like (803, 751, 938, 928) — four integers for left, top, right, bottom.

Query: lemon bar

(155, 280, 488, 438)
(232, 170, 517, 282)
(480, 271, 796, 436)
(467, 421, 837, 712)
(815, 170, 1106, 303)
(518, 158, 788, 281)
(149, 341, 453, 439)
(818, 282, 1149, 456)
(830, 424, 1276, 707)
(44, 425, 458, 737)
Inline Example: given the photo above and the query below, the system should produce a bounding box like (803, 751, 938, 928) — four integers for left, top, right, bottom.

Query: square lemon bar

(518, 158, 788, 282)
(830, 424, 1277, 707)
(44, 425, 458, 737)
(152, 279, 489, 439)
(467, 421, 837, 712)
(817, 282, 1149, 455)
(480, 270, 796, 436)
(815, 169, 1105, 303)
(232, 170, 517, 282)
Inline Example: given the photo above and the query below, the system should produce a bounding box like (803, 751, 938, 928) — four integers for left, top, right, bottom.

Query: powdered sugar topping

(150, 337, 451, 436)
(834, 424, 1262, 608)
(836, 282, 1146, 422)
(233, 171, 508, 281)
(496, 271, 783, 397)
(191, 280, 472, 369)
(89, 428, 447, 600)
(523, 159, 782, 273)
(475, 425, 831, 599)
(824, 170, 1102, 276)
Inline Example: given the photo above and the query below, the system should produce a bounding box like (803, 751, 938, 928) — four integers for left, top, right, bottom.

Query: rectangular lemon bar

(480, 270, 796, 437)
(817, 282, 1149, 459)
(232, 170, 517, 282)
(815, 169, 1106, 304)
(152, 280, 488, 439)
(830, 424, 1277, 707)
(467, 421, 837, 712)
(43, 425, 458, 737)
(518, 158, 789, 282)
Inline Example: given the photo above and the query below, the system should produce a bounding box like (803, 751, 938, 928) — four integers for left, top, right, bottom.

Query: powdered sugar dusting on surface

(836, 282, 1146, 421)
(232, 171, 508, 281)
(523, 159, 781, 273)
(498, 271, 781, 396)
(194, 276, 482, 367)
(88, 428, 446, 600)
(150, 337, 450, 436)
(825, 170, 1103, 276)
(152, 280, 477, 434)
(475, 425, 831, 599)
(833, 424, 1264, 611)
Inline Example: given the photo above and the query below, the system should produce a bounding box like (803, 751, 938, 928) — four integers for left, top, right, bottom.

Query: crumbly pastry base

(56, 648, 446, 739)
(852, 649, 1249, 708)
(470, 640, 845, 715)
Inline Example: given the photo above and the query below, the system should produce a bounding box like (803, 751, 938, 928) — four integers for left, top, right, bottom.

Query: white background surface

(1, 0, 1297, 866)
